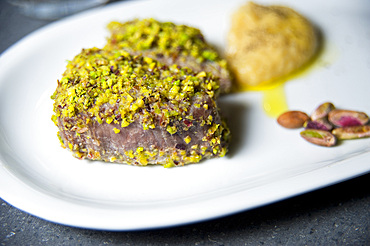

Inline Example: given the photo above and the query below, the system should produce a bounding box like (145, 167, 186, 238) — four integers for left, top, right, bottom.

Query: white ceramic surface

(0, 0, 369, 230)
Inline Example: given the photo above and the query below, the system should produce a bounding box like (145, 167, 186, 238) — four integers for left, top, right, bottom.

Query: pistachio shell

(311, 102, 335, 121)
(300, 129, 337, 147)
(277, 111, 310, 129)
(304, 118, 333, 131)
(332, 125, 370, 140)
(328, 109, 369, 127)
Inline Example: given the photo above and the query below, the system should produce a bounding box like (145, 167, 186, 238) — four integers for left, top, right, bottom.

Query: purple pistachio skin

(304, 117, 333, 131)
(328, 109, 369, 127)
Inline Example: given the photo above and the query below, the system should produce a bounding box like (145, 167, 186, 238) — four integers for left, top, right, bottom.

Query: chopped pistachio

(184, 136, 191, 144)
(106, 18, 222, 63)
(51, 20, 231, 167)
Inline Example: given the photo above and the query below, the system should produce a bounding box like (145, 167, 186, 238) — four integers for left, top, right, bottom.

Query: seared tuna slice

(105, 18, 232, 94)
(51, 48, 230, 167)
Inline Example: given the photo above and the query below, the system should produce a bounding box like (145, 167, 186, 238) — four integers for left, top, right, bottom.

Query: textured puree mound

(227, 2, 318, 88)
(51, 48, 230, 167)
(105, 18, 232, 94)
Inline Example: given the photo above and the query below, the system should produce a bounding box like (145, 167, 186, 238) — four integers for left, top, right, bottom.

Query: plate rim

(1, 0, 370, 231)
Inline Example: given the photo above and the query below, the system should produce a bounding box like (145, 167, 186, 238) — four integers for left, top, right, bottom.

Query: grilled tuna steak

(105, 18, 232, 94)
(51, 48, 230, 167)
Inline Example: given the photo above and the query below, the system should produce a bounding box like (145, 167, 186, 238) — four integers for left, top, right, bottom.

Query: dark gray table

(1, 1, 369, 245)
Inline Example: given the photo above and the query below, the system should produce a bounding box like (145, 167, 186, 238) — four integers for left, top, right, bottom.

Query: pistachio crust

(105, 18, 232, 93)
(52, 48, 230, 166)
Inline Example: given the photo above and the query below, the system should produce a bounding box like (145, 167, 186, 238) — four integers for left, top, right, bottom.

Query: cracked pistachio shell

(277, 111, 310, 129)
(300, 129, 337, 147)
(332, 125, 370, 140)
(328, 109, 369, 127)
(304, 117, 333, 131)
(311, 102, 335, 121)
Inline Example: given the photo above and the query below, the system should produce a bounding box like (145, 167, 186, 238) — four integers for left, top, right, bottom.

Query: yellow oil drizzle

(231, 40, 332, 118)
(259, 63, 315, 117)
(262, 84, 288, 117)
(231, 62, 315, 118)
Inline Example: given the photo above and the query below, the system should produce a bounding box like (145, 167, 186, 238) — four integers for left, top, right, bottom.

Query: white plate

(1, 0, 370, 230)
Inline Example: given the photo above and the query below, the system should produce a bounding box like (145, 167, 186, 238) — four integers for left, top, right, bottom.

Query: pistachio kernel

(311, 102, 335, 121)
(332, 125, 370, 140)
(328, 109, 369, 127)
(304, 117, 333, 131)
(300, 129, 337, 147)
(277, 111, 310, 129)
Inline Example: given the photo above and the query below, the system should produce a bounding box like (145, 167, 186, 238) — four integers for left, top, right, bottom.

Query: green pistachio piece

(332, 125, 370, 140)
(300, 129, 337, 147)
